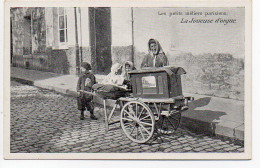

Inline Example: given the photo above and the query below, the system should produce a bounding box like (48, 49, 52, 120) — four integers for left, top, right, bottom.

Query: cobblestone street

(10, 81, 244, 153)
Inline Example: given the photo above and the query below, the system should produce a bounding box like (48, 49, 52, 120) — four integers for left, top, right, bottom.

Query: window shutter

(52, 7, 59, 49)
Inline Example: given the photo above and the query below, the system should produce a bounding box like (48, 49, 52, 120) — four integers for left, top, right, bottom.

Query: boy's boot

(90, 110, 98, 120)
(80, 110, 85, 120)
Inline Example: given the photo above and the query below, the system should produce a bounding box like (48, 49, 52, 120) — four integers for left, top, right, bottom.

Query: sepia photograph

(3, 0, 252, 160)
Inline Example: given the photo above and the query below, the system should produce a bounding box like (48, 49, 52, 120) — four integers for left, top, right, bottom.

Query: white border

(3, 0, 252, 160)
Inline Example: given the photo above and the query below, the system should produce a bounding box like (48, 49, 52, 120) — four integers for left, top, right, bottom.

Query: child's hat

(81, 62, 91, 70)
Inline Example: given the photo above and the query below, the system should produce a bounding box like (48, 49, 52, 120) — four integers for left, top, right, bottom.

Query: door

(23, 15, 32, 55)
(89, 7, 112, 74)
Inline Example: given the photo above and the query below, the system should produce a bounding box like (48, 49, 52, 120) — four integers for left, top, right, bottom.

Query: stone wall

(11, 8, 29, 66)
(81, 47, 91, 64)
(171, 53, 244, 100)
(11, 7, 47, 68)
(111, 45, 133, 65)
(31, 8, 46, 53)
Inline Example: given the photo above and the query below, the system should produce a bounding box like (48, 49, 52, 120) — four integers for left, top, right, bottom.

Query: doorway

(89, 7, 112, 74)
(23, 15, 32, 55)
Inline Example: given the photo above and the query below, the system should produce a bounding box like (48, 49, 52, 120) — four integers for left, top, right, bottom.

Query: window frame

(58, 7, 68, 49)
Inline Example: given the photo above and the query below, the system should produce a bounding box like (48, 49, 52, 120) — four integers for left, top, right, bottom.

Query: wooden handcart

(80, 66, 193, 143)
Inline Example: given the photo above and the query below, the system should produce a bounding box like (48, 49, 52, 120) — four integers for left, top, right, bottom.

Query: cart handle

(78, 90, 96, 96)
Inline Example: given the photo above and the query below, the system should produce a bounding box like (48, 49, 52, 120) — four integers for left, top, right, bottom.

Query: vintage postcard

(3, 0, 252, 159)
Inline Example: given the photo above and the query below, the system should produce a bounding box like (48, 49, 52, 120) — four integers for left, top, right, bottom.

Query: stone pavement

(10, 81, 244, 153)
(11, 66, 244, 141)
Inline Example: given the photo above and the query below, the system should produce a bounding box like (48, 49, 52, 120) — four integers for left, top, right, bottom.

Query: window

(58, 7, 68, 44)
(142, 76, 157, 94)
(142, 76, 156, 88)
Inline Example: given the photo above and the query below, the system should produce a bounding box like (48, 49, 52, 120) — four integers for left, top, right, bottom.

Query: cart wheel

(157, 111, 181, 134)
(120, 101, 155, 143)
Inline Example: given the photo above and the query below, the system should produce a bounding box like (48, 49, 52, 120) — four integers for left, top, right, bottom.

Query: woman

(141, 39, 169, 68)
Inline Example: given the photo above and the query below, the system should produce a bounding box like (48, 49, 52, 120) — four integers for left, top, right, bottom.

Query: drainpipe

(79, 7, 83, 63)
(131, 7, 134, 65)
(74, 7, 80, 76)
(10, 15, 13, 64)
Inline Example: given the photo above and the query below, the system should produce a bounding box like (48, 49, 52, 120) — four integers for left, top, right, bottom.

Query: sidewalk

(11, 67, 244, 141)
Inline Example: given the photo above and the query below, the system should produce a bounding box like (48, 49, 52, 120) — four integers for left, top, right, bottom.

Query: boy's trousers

(77, 93, 94, 113)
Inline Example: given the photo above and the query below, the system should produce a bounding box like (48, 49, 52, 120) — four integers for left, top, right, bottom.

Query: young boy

(77, 62, 98, 120)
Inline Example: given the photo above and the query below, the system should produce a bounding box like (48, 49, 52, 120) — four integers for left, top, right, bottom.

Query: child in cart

(101, 61, 135, 89)
(122, 61, 135, 90)
(77, 62, 98, 120)
(91, 61, 135, 100)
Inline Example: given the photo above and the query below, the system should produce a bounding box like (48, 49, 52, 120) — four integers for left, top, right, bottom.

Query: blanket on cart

(92, 84, 130, 100)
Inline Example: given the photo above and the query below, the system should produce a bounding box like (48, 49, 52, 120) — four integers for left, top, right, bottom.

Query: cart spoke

(139, 115, 151, 121)
(172, 117, 179, 121)
(139, 123, 151, 135)
(128, 106, 136, 117)
(139, 127, 145, 140)
(139, 121, 153, 127)
(172, 115, 180, 121)
(160, 117, 165, 130)
(137, 107, 145, 119)
(122, 117, 134, 122)
(166, 117, 178, 129)
(123, 110, 134, 118)
(130, 126, 136, 136)
(136, 126, 138, 140)
(135, 103, 138, 117)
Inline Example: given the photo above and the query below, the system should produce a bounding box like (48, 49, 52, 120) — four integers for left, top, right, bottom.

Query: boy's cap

(81, 62, 91, 70)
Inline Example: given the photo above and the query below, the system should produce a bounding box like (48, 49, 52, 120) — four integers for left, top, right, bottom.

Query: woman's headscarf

(141, 39, 168, 68)
(101, 63, 124, 85)
(110, 63, 122, 75)
(122, 61, 135, 80)
(148, 38, 165, 55)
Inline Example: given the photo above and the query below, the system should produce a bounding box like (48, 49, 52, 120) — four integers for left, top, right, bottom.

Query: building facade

(10, 7, 134, 75)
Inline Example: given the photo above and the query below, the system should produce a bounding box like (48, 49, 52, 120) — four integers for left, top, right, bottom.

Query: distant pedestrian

(77, 62, 98, 120)
(141, 38, 169, 68)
